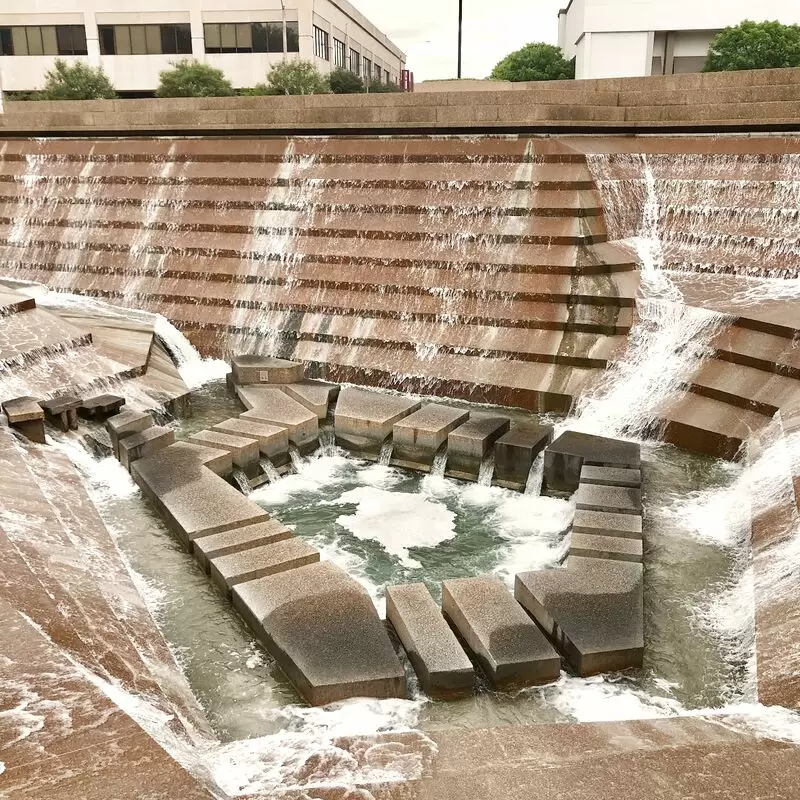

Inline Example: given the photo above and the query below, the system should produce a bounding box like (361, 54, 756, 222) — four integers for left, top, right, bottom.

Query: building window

(98, 24, 191, 55)
(333, 38, 346, 68)
(374, 62, 381, 82)
(313, 25, 329, 60)
(363, 56, 371, 80)
(384, 68, 390, 84)
(0, 25, 88, 56)
(204, 22, 285, 53)
(349, 48, 360, 75)
(286, 21, 300, 53)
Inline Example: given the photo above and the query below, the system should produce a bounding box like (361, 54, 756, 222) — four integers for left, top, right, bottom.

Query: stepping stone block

(210, 538, 320, 598)
(212, 417, 289, 465)
(40, 395, 80, 433)
(392, 404, 470, 470)
(232, 355, 305, 385)
(446, 415, 510, 481)
(232, 561, 405, 705)
(544, 431, 641, 493)
(283, 381, 340, 420)
(575, 483, 642, 516)
(106, 410, 153, 458)
(193, 518, 293, 573)
(189, 430, 260, 475)
(236, 386, 319, 452)
(334, 387, 421, 457)
(580, 465, 642, 488)
(3, 396, 46, 444)
(386, 583, 474, 697)
(78, 394, 125, 420)
(569, 533, 643, 563)
(442, 576, 561, 688)
(572, 509, 643, 540)
(132, 442, 269, 547)
(493, 424, 554, 491)
(515, 557, 644, 676)
(119, 426, 175, 471)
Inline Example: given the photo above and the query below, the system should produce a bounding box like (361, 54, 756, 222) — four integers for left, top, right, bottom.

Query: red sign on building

(401, 69, 414, 92)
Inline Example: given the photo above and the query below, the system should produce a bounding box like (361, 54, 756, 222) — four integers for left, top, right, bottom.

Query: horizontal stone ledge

(193, 518, 293, 573)
(574, 484, 643, 516)
(568, 533, 643, 563)
(572, 509, 643, 539)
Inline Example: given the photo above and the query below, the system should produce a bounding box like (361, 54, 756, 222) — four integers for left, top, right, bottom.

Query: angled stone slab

(283, 380, 340, 420)
(232, 355, 305, 385)
(189, 429, 259, 473)
(3, 396, 45, 444)
(572, 509, 643, 540)
(106, 410, 153, 458)
(446, 415, 510, 481)
(392, 404, 470, 470)
(83, 428, 113, 458)
(40, 394, 80, 433)
(193, 518, 293, 573)
(210, 538, 319, 598)
(78, 394, 125, 420)
(544, 431, 641, 493)
(119, 426, 175, 471)
(386, 583, 473, 697)
(131, 442, 269, 548)
(442, 576, 561, 688)
(569, 533, 643, 563)
(493, 424, 554, 491)
(515, 557, 643, 676)
(212, 417, 289, 465)
(580, 465, 642, 488)
(575, 483, 642, 516)
(334, 387, 421, 457)
(236, 386, 318, 451)
(232, 560, 405, 705)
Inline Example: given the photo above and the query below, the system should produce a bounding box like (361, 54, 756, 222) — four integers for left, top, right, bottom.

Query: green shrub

(39, 59, 116, 100)
(329, 68, 364, 94)
(156, 60, 235, 98)
(367, 80, 403, 93)
(704, 20, 800, 72)
(490, 43, 574, 82)
(265, 59, 329, 95)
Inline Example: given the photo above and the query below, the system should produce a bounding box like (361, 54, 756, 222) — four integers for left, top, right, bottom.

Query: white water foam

(252, 453, 351, 505)
(153, 315, 230, 389)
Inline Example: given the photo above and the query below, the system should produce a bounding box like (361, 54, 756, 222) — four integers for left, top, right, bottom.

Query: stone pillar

(190, 4, 205, 60)
(84, 9, 101, 67)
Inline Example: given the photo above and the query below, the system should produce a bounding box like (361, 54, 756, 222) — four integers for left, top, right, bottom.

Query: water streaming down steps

(232, 468, 252, 495)
(288, 444, 305, 472)
(477, 451, 495, 486)
(524, 452, 545, 496)
(430, 445, 448, 478)
(378, 438, 394, 466)
(259, 457, 282, 483)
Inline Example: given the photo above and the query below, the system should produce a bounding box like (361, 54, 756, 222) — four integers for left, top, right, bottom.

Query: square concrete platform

(572, 509, 643, 539)
(212, 417, 289, 465)
(231, 355, 305, 385)
(446, 415, 510, 481)
(189, 429, 260, 473)
(232, 560, 405, 705)
(106, 410, 153, 459)
(193, 518, 293, 573)
(442, 576, 561, 688)
(3, 396, 46, 444)
(40, 395, 80, 433)
(209, 538, 320, 597)
(575, 484, 643, 516)
(78, 394, 125, 420)
(493, 424, 554, 491)
(515, 557, 643, 676)
(392, 404, 470, 470)
(283, 381, 340, 420)
(386, 583, 474, 697)
(568, 533, 643, 563)
(334, 387, 421, 458)
(119, 426, 175, 472)
(580, 466, 642, 488)
(236, 386, 319, 451)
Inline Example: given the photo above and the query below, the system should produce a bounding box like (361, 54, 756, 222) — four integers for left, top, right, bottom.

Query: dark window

(0, 28, 12, 56)
(0, 25, 87, 56)
(363, 56, 371, 79)
(97, 23, 191, 55)
(313, 25, 329, 60)
(349, 48, 360, 74)
(333, 38, 346, 68)
(286, 21, 299, 52)
(204, 22, 284, 54)
(384, 68, 390, 84)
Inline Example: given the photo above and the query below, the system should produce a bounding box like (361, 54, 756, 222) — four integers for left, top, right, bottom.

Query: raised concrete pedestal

(119, 426, 175, 472)
(39, 395, 80, 433)
(392, 404, 470, 470)
(494, 424, 553, 491)
(231, 355, 305, 385)
(284, 381, 340, 420)
(107, 410, 154, 459)
(446, 415, 510, 481)
(189, 429, 260, 477)
(212, 417, 289, 466)
(237, 386, 319, 452)
(78, 394, 125, 421)
(3, 397, 46, 444)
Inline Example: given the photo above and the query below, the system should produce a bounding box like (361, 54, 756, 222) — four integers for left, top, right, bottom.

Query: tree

(367, 80, 403, 93)
(490, 43, 575, 82)
(156, 60, 235, 97)
(39, 59, 116, 100)
(265, 59, 329, 95)
(329, 68, 364, 94)
(704, 20, 800, 72)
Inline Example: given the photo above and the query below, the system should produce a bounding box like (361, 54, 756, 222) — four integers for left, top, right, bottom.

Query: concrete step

(0, 307, 92, 368)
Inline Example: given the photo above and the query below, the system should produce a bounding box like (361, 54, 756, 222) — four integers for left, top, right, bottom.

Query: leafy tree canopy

(490, 43, 575, 82)
(39, 59, 116, 100)
(329, 68, 364, 94)
(265, 59, 329, 95)
(156, 60, 235, 97)
(704, 20, 800, 72)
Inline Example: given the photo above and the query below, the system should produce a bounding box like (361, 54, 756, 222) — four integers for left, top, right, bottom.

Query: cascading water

(378, 438, 394, 466)
(477, 451, 495, 486)
(258, 457, 282, 483)
(288, 444, 305, 472)
(430, 445, 448, 478)
(523, 452, 544, 496)
(231, 468, 252, 495)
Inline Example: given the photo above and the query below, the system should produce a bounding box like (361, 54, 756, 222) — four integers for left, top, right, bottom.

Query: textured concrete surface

(210, 538, 319, 597)
(233, 560, 405, 705)
(2, 396, 46, 443)
(494, 424, 554, 490)
(335, 387, 421, 456)
(188, 429, 260, 471)
(392, 404, 470, 469)
(284, 380, 340, 419)
(106, 410, 153, 458)
(580, 465, 642, 487)
(232, 354, 305, 384)
(39, 394, 80, 433)
(78, 394, 125, 420)
(386, 582, 474, 697)
(572, 509, 643, 539)
(193, 518, 293, 573)
(516, 557, 643, 676)
(569, 533, 643, 563)
(575, 483, 643, 515)
(212, 416, 289, 463)
(118, 425, 175, 472)
(442, 576, 561, 687)
(235, 386, 319, 450)
(446, 415, 510, 480)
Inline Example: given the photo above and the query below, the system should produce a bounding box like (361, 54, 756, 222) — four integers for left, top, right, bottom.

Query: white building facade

(558, 0, 800, 80)
(0, 0, 405, 95)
